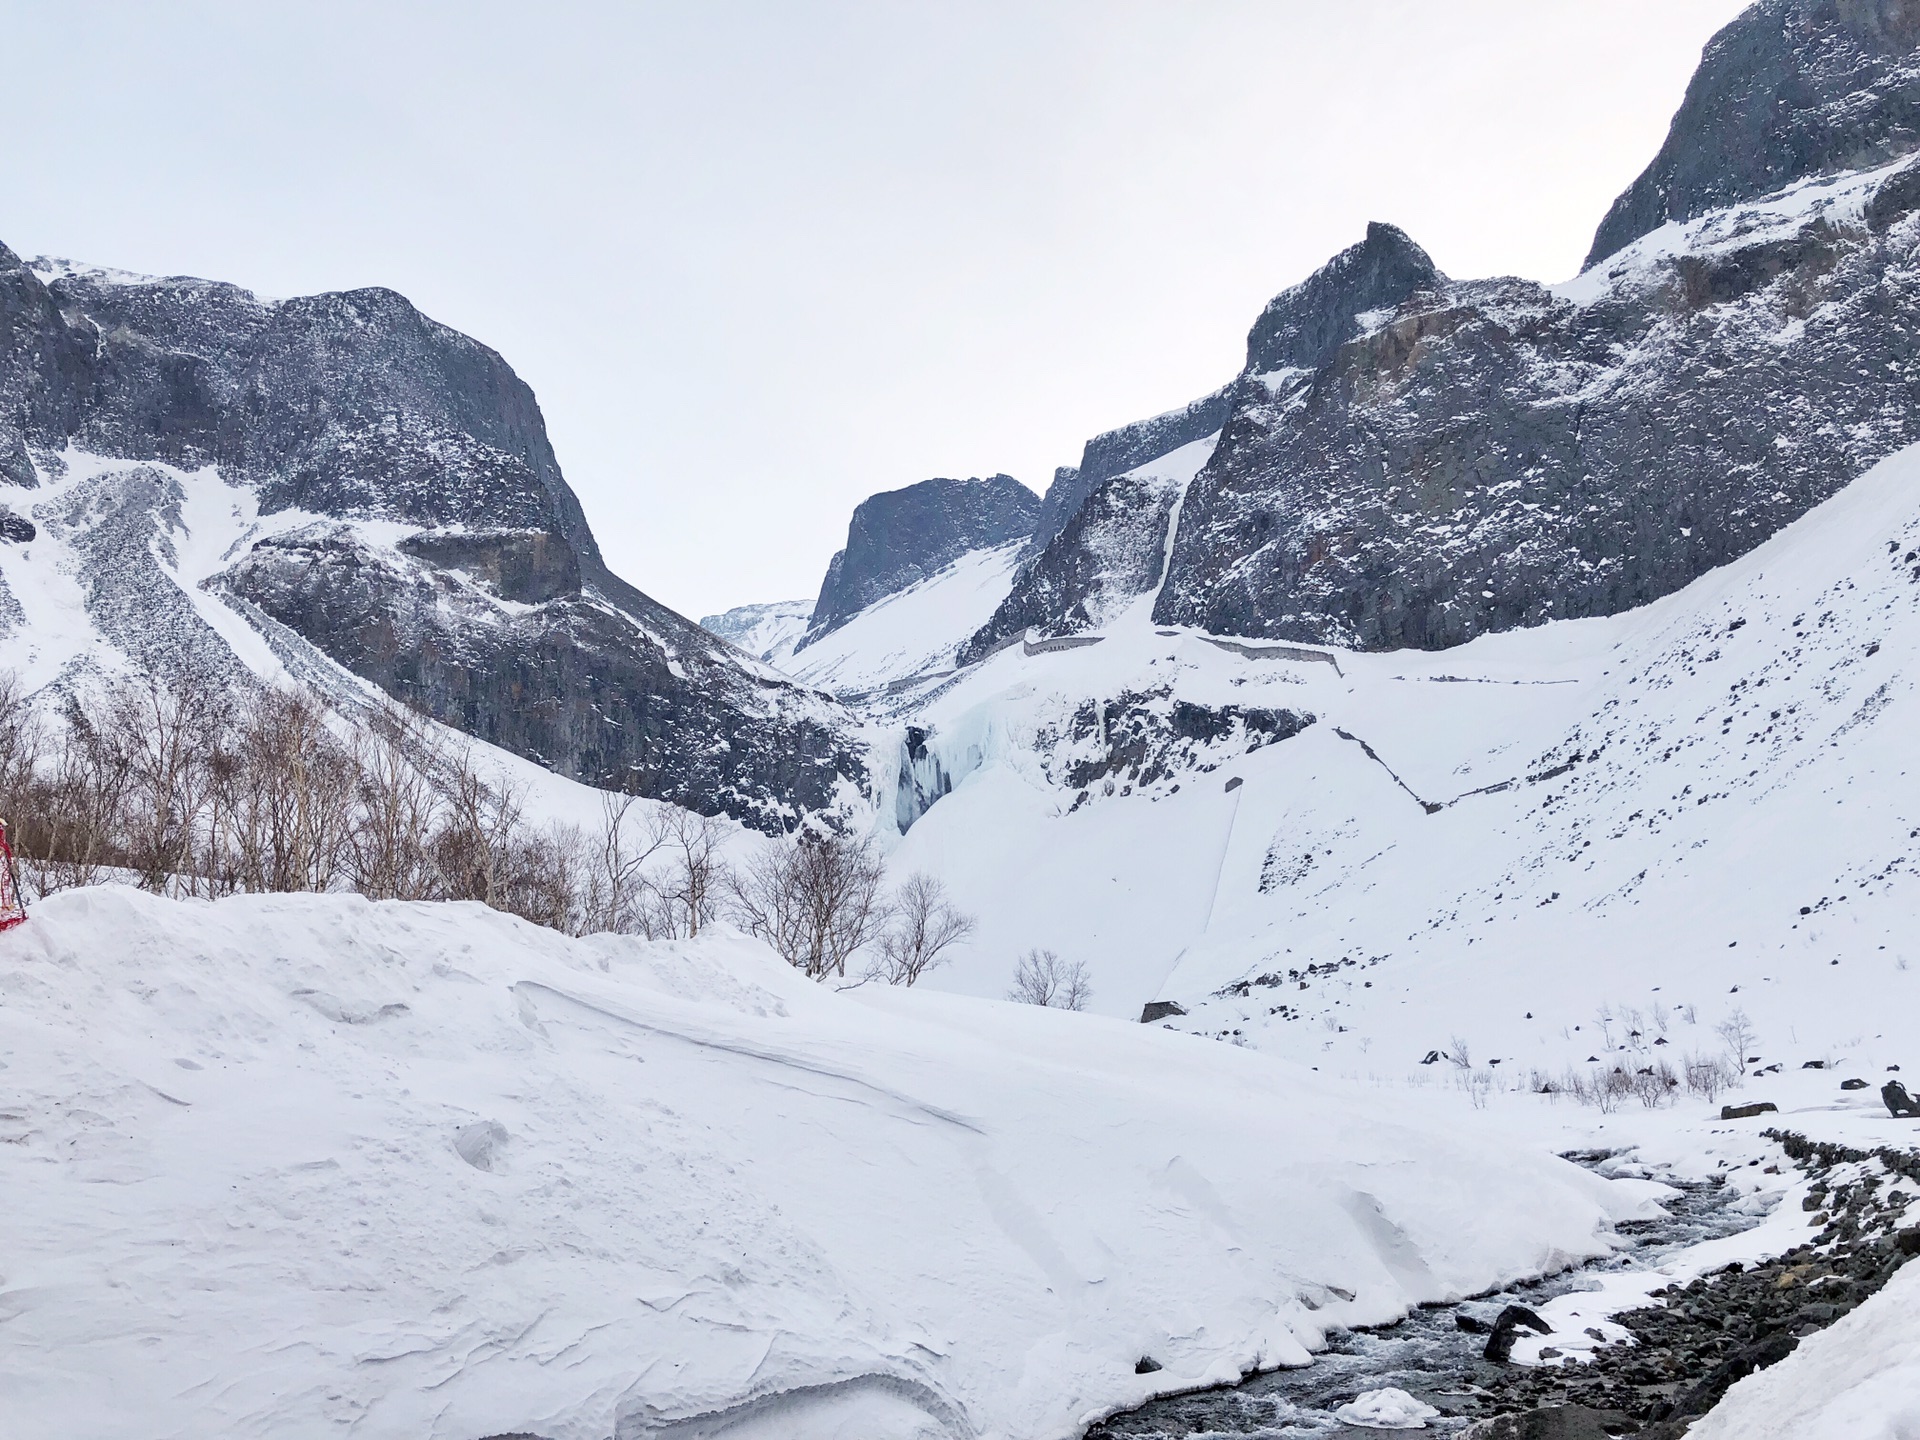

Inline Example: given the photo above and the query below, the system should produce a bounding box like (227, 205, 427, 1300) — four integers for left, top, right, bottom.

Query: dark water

(1087, 1163, 1752, 1439)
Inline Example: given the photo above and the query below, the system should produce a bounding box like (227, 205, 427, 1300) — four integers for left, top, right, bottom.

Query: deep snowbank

(0, 887, 1640, 1440)
(1686, 1255, 1920, 1440)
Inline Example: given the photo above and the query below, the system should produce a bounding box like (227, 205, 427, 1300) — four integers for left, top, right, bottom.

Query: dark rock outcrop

(1588, 0, 1920, 267)
(1243, 222, 1443, 376)
(0, 248, 864, 827)
(963, 393, 1233, 661)
(1030, 387, 1234, 551)
(801, 474, 1037, 644)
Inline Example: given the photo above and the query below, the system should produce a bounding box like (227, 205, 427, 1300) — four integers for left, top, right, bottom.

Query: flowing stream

(1086, 1161, 1755, 1439)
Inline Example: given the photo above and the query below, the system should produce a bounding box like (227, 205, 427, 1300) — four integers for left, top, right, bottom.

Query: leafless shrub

(1685, 1052, 1735, 1104)
(209, 687, 358, 897)
(1716, 1008, 1757, 1086)
(1007, 948, 1092, 1010)
(347, 707, 441, 901)
(731, 830, 888, 979)
(870, 873, 975, 986)
(1447, 1035, 1473, 1070)
(105, 671, 230, 892)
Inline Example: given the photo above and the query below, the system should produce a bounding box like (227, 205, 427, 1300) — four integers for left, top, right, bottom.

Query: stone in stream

(1483, 1304, 1554, 1363)
(1461, 1405, 1636, 1439)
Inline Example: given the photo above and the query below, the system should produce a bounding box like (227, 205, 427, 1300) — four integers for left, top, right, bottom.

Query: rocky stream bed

(1086, 1131, 1920, 1440)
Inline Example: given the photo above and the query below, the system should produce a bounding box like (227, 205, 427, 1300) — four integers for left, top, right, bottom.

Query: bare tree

(731, 829, 889, 978)
(646, 807, 730, 939)
(1007, 948, 1092, 1010)
(494, 820, 585, 932)
(430, 748, 526, 908)
(574, 792, 669, 935)
(108, 671, 229, 893)
(870, 873, 974, 986)
(212, 687, 357, 897)
(1716, 1008, 1757, 1087)
(347, 707, 441, 901)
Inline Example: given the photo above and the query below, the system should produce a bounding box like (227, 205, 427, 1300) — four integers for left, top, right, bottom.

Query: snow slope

(0, 886, 1640, 1440)
(876, 438, 1920, 1075)
(782, 540, 1025, 702)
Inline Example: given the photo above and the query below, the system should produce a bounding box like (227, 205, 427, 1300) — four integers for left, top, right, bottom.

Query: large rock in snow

(0, 248, 861, 828)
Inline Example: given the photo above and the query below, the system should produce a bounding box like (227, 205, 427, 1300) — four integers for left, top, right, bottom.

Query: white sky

(0, 1, 1750, 619)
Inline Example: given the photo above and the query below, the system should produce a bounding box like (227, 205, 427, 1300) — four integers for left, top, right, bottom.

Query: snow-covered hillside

(875, 438, 1920, 1090)
(784, 541, 1025, 703)
(0, 886, 1638, 1440)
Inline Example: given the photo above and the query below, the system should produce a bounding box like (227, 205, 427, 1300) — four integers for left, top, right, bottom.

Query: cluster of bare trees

(1007, 948, 1093, 1010)
(0, 672, 600, 926)
(0, 671, 987, 988)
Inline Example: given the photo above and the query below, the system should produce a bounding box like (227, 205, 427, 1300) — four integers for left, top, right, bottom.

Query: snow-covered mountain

(699, 598, 814, 666)
(881, 431, 1920, 1073)
(0, 250, 863, 829)
(944, 0, 1920, 662)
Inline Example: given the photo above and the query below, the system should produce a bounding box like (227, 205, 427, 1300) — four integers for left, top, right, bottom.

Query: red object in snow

(0, 819, 26, 932)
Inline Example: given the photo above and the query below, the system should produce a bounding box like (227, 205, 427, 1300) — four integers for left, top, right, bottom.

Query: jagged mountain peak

(1242, 220, 1442, 377)
(1588, 0, 1920, 267)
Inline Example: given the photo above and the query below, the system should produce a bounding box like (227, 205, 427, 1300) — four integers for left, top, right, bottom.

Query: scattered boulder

(1885, 1080, 1920, 1117)
(1840, 1078, 1869, 1091)
(1721, 1101, 1780, 1120)
(1484, 1304, 1554, 1363)
(1139, 1001, 1187, 1023)
(1133, 1356, 1161, 1375)
(1650, 1331, 1799, 1426)
(0, 507, 33, 543)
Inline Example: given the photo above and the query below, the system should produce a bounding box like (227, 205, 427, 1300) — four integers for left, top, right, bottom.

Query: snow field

(0, 885, 1646, 1440)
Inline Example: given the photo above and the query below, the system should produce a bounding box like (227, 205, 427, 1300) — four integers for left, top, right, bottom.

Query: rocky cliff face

(0, 249, 862, 828)
(964, 0, 1920, 658)
(1588, 0, 1920, 267)
(800, 474, 1037, 644)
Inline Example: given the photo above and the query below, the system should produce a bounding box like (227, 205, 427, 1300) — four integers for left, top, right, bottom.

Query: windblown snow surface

(0, 887, 1638, 1440)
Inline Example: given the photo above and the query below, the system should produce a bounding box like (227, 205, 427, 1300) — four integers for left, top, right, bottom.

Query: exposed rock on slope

(1157, 155, 1920, 649)
(1588, 0, 1920, 267)
(0, 247, 861, 827)
(801, 474, 1037, 644)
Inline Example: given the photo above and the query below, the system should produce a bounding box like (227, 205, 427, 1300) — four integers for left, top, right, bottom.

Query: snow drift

(0, 886, 1639, 1440)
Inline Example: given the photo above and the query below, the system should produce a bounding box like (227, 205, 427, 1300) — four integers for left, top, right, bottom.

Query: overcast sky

(2, 1, 1751, 619)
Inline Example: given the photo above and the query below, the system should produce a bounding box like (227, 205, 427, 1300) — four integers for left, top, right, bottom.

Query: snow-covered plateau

(0, 886, 1640, 1440)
